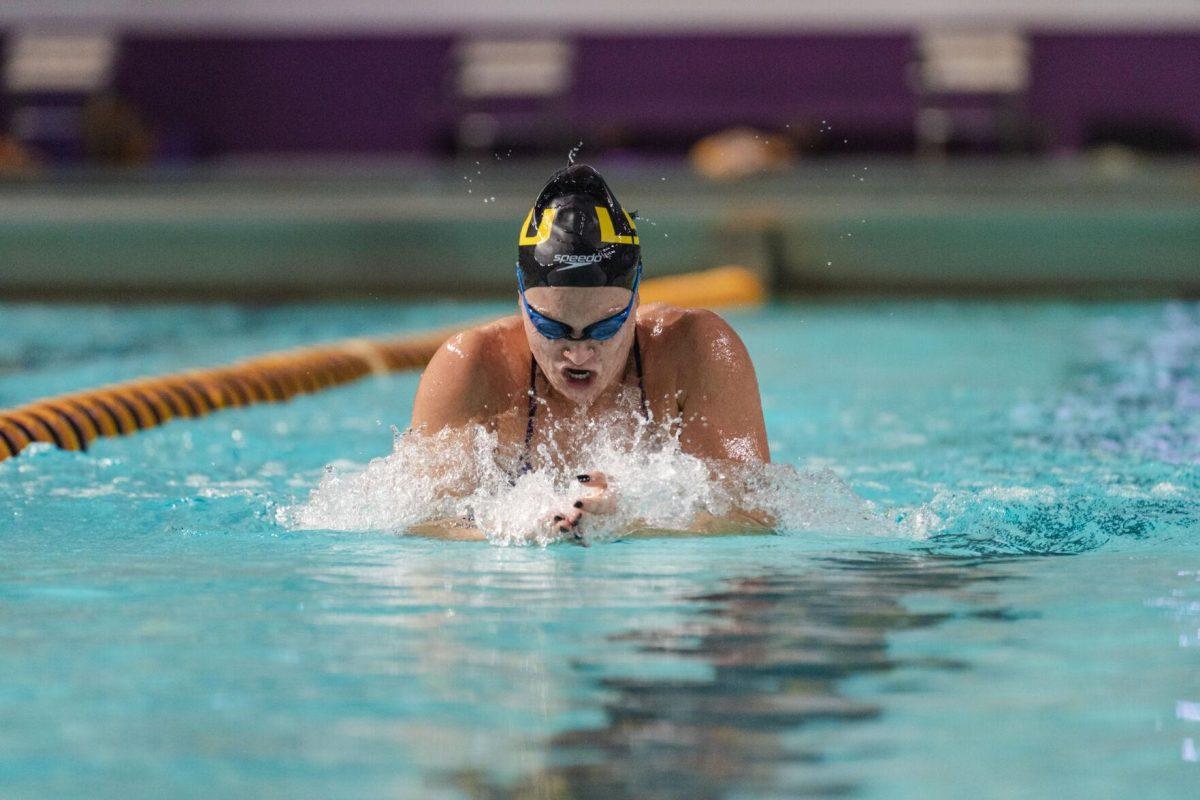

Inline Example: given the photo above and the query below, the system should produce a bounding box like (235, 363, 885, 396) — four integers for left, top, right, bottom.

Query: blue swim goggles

(516, 263, 641, 342)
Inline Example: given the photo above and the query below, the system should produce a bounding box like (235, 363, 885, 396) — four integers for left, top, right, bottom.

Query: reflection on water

(454, 552, 1019, 800)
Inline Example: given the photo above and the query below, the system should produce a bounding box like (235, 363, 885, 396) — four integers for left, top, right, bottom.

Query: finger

(576, 471, 609, 490)
(574, 493, 616, 515)
(556, 522, 588, 546)
(566, 509, 583, 526)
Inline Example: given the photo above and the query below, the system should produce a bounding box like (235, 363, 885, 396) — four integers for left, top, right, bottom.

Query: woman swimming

(410, 164, 770, 540)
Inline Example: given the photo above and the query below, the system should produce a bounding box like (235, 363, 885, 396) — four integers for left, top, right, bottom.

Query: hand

(549, 472, 616, 546)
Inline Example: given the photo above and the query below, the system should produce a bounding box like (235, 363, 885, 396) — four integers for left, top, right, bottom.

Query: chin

(549, 365, 613, 407)
(551, 376, 602, 406)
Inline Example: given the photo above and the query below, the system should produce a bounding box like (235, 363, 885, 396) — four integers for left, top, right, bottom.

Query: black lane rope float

(0, 329, 456, 462)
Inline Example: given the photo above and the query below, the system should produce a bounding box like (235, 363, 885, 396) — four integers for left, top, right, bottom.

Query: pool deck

(1, 157, 1197, 299)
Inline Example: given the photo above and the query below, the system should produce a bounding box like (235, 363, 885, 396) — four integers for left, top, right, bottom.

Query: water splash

(567, 141, 583, 165)
(281, 413, 894, 546)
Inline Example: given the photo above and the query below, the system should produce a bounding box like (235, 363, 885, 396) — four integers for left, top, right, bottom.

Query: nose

(561, 342, 595, 365)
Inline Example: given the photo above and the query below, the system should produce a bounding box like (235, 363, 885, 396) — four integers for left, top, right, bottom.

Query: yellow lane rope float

(0, 266, 764, 463)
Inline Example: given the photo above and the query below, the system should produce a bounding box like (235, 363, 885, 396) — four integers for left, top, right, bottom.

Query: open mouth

(561, 366, 596, 388)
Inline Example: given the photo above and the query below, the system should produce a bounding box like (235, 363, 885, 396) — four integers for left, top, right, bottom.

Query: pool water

(2, 300, 1198, 799)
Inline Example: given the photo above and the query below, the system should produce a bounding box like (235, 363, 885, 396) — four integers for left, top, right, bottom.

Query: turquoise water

(2, 300, 1199, 799)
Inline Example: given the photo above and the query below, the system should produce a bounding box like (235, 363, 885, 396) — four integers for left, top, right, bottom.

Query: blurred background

(0, 1, 1197, 299)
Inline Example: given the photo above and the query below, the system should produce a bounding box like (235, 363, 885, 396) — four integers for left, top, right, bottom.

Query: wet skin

(409, 288, 770, 540)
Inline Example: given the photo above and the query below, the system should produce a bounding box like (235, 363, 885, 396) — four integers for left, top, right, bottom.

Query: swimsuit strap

(632, 333, 649, 419)
(522, 354, 538, 474)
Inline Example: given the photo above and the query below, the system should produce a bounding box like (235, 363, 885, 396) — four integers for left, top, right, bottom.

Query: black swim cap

(516, 164, 640, 289)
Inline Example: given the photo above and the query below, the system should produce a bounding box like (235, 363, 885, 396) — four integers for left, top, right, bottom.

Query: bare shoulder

(637, 303, 751, 370)
(638, 305, 768, 462)
(432, 316, 520, 368)
(638, 302, 736, 334)
(412, 316, 525, 431)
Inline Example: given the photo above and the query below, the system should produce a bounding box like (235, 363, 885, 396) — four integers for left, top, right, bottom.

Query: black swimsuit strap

(632, 334, 649, 418)
(521, 332, 648, 475)
(522, 355, 538, 474)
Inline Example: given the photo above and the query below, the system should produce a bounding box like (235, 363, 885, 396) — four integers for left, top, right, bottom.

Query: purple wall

(112, 33, 920, 158)
(0, 33, 10, 130)
(1029, 33, 1200, 151)
(572, 34, 917, 141)
(113, 35, 455, 157)
(3, 30, 1197, 159)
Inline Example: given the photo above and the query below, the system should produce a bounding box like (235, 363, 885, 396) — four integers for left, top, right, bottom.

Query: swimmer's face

(520, 286, 638, 407)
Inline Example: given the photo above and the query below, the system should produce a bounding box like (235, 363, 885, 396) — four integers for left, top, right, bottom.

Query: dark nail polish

(576, 474, 590, 483)
(553, 515, 563, 522)
(573, 501, 582, 509)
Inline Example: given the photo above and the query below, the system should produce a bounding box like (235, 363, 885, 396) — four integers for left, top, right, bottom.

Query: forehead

(523, 286, 632, 319)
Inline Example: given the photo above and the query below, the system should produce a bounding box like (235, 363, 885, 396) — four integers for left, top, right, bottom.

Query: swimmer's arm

(408, 516, 487, 542)
(676, 310, 770, 464)
(666, 313, 773, 530)
(407, 331, 496, 499)
(411, 330, 493, 432)
(630, 517, 775, 538)
(671, 312, 774, 530)
(689, 508, 774, 534)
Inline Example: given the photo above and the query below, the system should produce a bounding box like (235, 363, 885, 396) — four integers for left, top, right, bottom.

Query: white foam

(280, 413, 897, 546)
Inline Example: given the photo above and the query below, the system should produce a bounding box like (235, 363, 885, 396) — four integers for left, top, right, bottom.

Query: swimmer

(409, 164, 770, 542)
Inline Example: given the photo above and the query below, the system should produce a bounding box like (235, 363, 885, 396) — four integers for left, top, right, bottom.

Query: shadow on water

(450, 552, 1023, 800)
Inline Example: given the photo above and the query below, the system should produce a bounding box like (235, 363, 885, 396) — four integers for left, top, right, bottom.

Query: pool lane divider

(0, 266, 764, 462)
